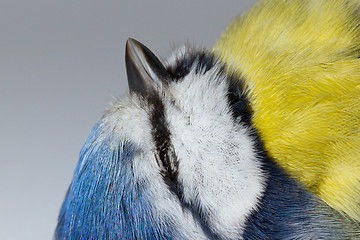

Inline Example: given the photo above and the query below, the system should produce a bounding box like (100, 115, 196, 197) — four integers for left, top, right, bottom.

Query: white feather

(101, 51, 266, 239)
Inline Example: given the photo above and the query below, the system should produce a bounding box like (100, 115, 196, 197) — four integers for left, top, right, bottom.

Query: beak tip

(126, 38, 140, 53)
(126, 38, 134, 47)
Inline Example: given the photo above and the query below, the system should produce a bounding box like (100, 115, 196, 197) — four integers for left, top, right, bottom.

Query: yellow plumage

(213, 0, 360, 221)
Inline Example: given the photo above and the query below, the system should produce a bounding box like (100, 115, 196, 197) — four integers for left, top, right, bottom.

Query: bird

(213, 0, 360, 222)
(55, 38, 360, 239)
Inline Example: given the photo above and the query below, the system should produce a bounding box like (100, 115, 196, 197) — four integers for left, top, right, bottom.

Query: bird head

(55, 39, 266, 239)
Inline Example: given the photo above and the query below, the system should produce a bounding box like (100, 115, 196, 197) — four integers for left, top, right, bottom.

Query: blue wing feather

(55, 120, 177, 239)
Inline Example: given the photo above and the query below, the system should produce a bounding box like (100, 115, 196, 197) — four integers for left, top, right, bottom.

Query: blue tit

(213, 0, 360, 222)
(55, 39, 360, 239)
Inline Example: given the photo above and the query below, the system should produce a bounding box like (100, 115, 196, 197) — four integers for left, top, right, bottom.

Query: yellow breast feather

(213, 0, 360, 221)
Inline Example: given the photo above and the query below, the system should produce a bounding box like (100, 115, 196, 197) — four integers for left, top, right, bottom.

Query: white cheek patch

(165, 67, 266, 239)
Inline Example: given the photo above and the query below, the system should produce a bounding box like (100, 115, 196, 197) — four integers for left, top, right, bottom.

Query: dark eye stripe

(148, 94, 182, 198)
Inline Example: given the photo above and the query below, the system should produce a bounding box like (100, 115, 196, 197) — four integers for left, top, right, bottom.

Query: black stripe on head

(167, 51, 217, 81)
(148, 94, 182, 198)
(227, 75, 253, 126)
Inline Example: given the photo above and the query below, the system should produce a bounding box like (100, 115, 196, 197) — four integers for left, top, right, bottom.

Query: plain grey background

(1, 1, 257, 239)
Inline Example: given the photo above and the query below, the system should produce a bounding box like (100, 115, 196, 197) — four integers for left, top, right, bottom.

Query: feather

(213, 0, 360, 222)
